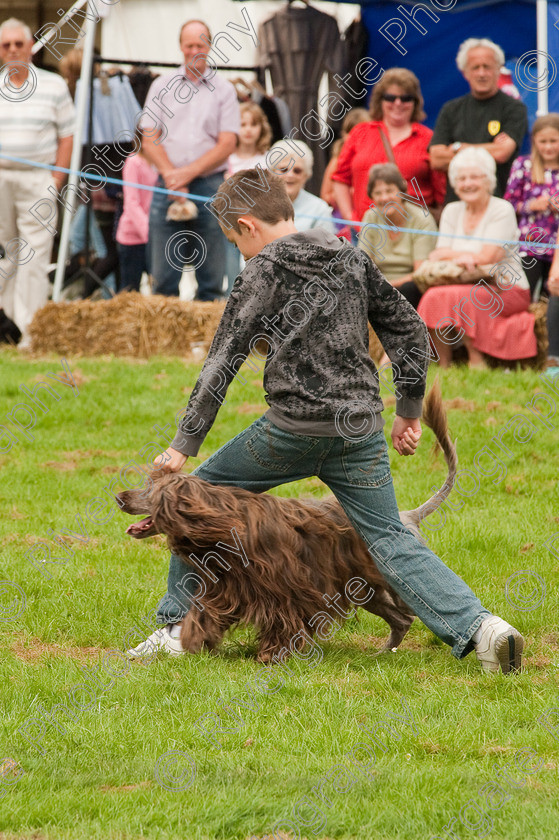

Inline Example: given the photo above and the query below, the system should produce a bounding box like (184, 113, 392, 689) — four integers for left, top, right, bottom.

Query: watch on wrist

(452, 142, 462, 153)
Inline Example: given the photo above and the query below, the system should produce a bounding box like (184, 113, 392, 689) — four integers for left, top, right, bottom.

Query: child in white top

(225, 103, 272, 292)
(226, 101, 271, 177)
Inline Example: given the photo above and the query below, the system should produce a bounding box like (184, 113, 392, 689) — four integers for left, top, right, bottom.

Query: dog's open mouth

(126, 516, 157, 539)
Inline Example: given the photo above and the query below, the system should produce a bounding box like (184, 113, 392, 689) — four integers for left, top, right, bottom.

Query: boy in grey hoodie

(128, 168, 523, 674)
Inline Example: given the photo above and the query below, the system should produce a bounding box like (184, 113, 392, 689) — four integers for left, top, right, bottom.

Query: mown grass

(1, 348, 558, 840)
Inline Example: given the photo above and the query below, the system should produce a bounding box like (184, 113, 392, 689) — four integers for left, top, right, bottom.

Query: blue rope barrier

(2, 150, 558, 251)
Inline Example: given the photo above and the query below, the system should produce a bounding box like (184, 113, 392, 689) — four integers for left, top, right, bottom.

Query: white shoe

(474, 615, 524, 674)
(18, 332, 32, 352)
(126, 624, 184, 658)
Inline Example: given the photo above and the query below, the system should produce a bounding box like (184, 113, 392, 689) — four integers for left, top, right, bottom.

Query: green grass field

(1, 348, 558, 840)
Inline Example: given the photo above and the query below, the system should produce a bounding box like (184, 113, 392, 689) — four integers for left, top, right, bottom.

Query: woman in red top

(332, 68, 446, 232)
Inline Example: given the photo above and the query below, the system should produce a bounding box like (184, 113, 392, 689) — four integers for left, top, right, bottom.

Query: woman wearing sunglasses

(332, 68, 446, 238)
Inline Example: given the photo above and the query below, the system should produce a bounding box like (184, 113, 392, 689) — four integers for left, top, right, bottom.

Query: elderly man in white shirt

(0, 17, 74, 343)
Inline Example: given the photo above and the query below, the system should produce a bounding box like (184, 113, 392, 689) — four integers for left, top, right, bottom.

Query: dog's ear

(116, 467, 169, 512)
(117, 487, 151, 515)
(150, 475, 244, 548)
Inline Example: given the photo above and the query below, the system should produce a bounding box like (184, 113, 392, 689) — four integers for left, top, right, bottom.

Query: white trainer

(126, 624, 184, 658)
(474, 615, 524, 674)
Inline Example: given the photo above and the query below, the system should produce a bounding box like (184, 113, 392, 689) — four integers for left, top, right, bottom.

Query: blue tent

(323, 0, 559, 133)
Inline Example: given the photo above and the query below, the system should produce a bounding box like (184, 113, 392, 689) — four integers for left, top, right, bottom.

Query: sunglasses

(277, 166, 305, 175)
(1, 40, 24, 49)
(382, 94, 416, 103)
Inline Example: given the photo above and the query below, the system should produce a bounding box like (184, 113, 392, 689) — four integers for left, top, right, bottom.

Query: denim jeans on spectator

(69, 202, 116, 297)
(117, 243, 148, 292)
(70, 202, 105, 258)
(225, 238, 241, 296)
(149, 172, 226, 300)
(156, 416, 489, 659)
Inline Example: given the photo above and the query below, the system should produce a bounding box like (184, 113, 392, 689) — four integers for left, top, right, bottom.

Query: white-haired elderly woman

(417, 146, 536, 368)
(430, 37, 528, 203)
(269, 140, 336, 234)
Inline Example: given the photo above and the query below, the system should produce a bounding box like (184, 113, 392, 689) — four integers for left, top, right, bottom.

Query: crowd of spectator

(0, 17, 558, 372)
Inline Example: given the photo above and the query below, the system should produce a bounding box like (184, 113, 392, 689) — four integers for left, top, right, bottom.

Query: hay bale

(29, 292, 401, 365)
(530, 298, 549, 370)
(368, 324, 384, 363)
(28, 292, 227, 358)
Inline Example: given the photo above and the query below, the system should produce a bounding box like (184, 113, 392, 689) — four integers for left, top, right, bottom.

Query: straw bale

(28, 292, 227, 359)
(368, 324, 384, 363)
(28, 291, 387, 365)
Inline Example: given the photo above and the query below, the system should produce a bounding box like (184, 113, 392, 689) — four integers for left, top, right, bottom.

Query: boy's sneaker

(126, 624, 184, 658)
(473, 615, 524, 674)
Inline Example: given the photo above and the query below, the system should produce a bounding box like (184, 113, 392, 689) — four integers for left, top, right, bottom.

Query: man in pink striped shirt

(139, 20, 240, 300)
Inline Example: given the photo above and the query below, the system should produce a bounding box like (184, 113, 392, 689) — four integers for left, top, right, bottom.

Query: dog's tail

(400, 377, 457, 529)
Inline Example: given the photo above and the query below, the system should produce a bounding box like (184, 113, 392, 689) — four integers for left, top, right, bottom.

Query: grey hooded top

(171, 229, 430, 457)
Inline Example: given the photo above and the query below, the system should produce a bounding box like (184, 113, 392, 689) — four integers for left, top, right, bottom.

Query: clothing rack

(71, 55, 257, 292)
(93, 56, 258, 72)
(53, 44, 260, 301)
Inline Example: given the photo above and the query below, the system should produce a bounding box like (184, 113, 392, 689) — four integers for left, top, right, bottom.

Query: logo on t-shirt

(488, 120, 501, 137)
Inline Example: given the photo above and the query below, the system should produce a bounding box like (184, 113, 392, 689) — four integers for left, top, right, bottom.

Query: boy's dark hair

(212, 168, 294, 233)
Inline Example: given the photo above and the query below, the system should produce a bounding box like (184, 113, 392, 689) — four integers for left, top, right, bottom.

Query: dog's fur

(118, 381, 456, 661)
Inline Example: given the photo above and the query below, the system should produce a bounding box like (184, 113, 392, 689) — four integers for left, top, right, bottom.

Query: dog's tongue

(126, 516, 153, 536)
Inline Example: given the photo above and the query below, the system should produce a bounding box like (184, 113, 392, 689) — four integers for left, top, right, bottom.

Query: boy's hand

(391, 417, 422, 456)
(153, 447, 188, 472)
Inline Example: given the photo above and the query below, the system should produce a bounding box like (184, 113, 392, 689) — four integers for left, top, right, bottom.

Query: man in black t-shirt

(430, 38, 528, 204)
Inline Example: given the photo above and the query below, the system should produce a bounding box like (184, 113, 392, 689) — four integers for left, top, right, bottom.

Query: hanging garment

(128, 64, 157, 109)
(342, 17, 370, 109)
(271, 95, 292, 137)
(251, 90, 293, 144)
(76, 72, 141, 145)
(256, 2, 346, 193)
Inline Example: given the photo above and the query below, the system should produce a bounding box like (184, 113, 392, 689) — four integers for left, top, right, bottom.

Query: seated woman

(358, 163, 437, 308)
(269, 139, 336, 234)
(417, 147, 535, 368)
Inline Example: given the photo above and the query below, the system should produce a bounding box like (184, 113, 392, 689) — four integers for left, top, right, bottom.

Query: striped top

(0, 66, 75, 169)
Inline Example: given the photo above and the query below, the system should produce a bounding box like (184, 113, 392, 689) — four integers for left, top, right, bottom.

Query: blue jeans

(156, 417, 489, 659)
(149, 173, 226, 300)
(69, 203, 116, 297)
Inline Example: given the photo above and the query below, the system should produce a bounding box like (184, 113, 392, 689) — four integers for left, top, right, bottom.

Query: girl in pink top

(116, 140, 158, 292)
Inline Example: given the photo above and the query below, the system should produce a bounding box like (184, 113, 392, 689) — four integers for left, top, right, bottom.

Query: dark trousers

(117, 243, 148, 293)
(522, 256, 551, 300)
(398, 280, 423, 309)
(548, 296, 559, 360)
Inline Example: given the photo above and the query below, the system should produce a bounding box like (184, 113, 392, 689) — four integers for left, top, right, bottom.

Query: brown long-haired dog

(118, 382, 456, 662)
